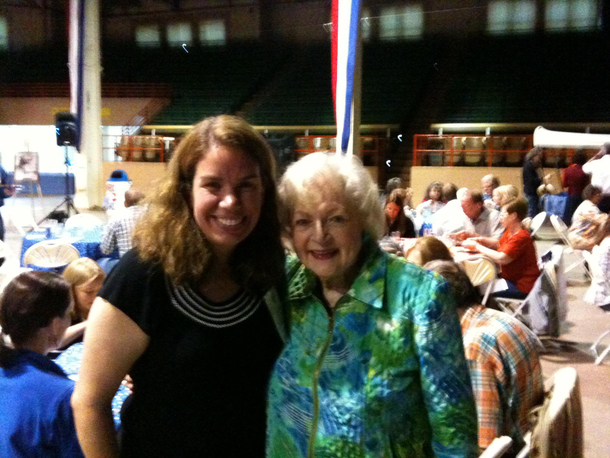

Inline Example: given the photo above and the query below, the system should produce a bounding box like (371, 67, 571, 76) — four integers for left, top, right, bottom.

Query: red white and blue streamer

(332, 0, 361, 155)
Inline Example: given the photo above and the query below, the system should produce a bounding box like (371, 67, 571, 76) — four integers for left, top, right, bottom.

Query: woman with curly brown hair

(72, 116, 287, 458)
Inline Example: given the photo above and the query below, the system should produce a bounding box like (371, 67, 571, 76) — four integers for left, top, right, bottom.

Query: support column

(83, 0, 103, 208)
(71, 0, 103, 209)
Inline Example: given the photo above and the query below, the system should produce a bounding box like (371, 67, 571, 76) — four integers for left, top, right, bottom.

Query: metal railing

(103, 134, 174, 163)
(413, 134, 533, 167)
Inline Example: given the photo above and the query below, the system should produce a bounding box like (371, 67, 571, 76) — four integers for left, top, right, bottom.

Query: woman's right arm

(71, 297, 150, 458)
(468, 236, 499, 249)
(59, 321, 87, 349)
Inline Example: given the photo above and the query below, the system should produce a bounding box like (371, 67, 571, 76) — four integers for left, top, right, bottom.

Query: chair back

(463, 257, 497, 286)
(530, 212, 547, 237)
(582, 249, 605, 281)
(462, 256, 497, 305)
(23, 240, 80, 271)
(542, 246, 568, 322)
(479, 436, 513, 458)
(549, 215, 571, 246)
(529, 367, 583, 458)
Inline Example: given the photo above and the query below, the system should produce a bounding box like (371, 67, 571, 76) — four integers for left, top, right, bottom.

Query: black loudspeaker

(55, 112, 78, 146)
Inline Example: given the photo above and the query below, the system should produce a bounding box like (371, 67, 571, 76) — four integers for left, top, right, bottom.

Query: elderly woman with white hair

(266, 152, 478, 458)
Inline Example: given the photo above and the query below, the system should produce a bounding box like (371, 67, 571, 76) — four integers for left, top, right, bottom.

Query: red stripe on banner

(331, 0, 339, 124)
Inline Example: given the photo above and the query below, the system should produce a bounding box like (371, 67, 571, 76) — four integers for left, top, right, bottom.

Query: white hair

(456, 187, 469, 201)
(278, 152, 385, 240)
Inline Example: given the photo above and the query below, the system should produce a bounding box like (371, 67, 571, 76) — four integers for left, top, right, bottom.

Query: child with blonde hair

(60, 258, 105, 348)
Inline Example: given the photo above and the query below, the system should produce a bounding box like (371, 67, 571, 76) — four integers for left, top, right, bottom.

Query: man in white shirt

(582, 143, 610, 212)
(433, 189, 503, 239)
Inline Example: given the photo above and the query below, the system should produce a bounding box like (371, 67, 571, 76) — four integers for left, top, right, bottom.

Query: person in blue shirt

(0, 271, 84, 458)
(0, 165, 15, 241)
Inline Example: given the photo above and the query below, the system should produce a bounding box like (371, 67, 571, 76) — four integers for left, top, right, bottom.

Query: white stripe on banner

(334, 0, 360, 156)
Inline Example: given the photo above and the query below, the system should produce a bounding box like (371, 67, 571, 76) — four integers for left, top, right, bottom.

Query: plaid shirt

(460, 305, 543, 450)
(101, 205, 146, 257)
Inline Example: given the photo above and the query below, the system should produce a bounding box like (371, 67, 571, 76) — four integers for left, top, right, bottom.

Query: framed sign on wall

(14, 152, 40, 183)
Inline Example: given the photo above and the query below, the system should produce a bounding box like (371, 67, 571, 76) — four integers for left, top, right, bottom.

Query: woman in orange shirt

(463, 198, 539, 299)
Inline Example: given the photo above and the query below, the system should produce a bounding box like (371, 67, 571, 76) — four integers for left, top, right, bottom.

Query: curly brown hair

(133, 116, 284, 292)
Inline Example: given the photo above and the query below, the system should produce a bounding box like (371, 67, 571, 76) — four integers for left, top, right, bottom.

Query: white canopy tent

(533, 126, 610, 148)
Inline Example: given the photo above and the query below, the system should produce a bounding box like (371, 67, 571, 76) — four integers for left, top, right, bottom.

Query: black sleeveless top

(99, 250, 283, 457)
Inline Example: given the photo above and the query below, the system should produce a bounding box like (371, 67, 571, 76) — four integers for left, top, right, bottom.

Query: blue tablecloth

(20, 228, 118, 267)
(55, 343, 129, 429)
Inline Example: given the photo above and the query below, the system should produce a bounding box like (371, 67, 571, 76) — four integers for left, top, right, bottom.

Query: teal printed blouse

(267, 244, 478, 458)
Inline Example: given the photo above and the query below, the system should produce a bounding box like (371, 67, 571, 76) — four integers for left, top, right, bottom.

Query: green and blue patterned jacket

(267, 244, 478, 458)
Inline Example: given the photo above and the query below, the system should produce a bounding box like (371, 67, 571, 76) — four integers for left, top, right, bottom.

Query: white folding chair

(582, 250, 610, 365)
(515, 432, 531, 458)
(529, 212, 547, 238)
(479, 436, 513, 458)
(22, 240, 80, 270)
(495, 262, 560, 341)
(549, 214, 590, 277)
(462, 257, 497, 305)
(522, 367, 583, 458)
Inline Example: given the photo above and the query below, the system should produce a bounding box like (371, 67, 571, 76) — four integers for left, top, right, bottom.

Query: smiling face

(291, 193, 364, 289)
(74, 276, 104, 320)
(191, 144, 263, 261)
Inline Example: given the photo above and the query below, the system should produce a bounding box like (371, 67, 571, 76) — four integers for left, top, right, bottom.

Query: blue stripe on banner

(340, 0, 360, 153)
(76, 0, 85, 150)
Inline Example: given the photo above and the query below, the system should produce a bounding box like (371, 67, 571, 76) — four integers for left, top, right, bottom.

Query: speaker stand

(37, 146, 79, 226)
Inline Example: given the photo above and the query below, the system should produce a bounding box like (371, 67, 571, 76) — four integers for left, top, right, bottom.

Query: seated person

(487, 184, 519, 211)
(59, 258, 105, 349)
(0, 271, 84, 457)
(436, 189, 503, 240)
(385, 188, 416, 238)
(99, 188, 147, 274)
(462, 199, 540, 299)
(424, 260, 544, 454)
(432, 186, 465, 233)
(442, 182, 458, 203)
(405, 236, 453, 266)
(568, 185, 608, 251)
(379, 176, 403, 206)
(402, 187, 415, 212)
(481, 174, 500, 201)
(416, 181, 445, 222)
(585, 218, 610, 311)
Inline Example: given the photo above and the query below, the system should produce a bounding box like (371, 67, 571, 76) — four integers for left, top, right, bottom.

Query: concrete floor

(4, 195, 610, 457)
